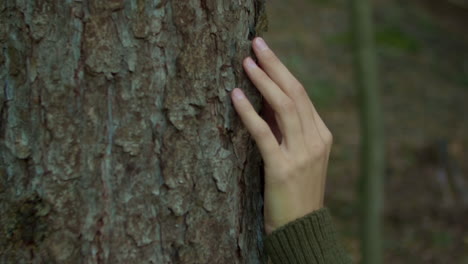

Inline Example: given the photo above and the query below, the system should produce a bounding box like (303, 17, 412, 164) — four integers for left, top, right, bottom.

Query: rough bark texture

(0, 0, 267, 263)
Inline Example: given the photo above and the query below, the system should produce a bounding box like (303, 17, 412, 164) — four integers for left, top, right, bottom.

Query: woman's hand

(231, 37, 333, 234)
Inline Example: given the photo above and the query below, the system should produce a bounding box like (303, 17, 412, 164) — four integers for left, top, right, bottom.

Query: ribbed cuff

(264, 208, 351, 264)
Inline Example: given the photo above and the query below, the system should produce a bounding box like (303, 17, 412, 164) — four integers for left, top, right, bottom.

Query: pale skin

(231, 37, 333, 235)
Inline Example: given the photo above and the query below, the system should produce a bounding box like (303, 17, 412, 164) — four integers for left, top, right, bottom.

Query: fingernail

(232, 88, 245, 100)
(245, 57, 257, 69)
(254, 37, 268, 51)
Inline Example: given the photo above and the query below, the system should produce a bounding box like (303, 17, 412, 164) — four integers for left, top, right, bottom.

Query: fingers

(231, 88, 281, 163)
(250, 38, 333, 208)
(252, 37, 300, 94)
(243, 57, 304, 149)
(251, 37, 331, 146)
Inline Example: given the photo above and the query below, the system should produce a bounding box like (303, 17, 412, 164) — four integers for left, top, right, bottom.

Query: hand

(231, 37, 333, 234)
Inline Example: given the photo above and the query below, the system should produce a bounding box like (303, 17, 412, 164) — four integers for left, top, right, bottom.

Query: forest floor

(264, 0, 468, 263)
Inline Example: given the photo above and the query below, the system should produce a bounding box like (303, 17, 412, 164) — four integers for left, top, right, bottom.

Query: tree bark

(0, 0, 267, 263)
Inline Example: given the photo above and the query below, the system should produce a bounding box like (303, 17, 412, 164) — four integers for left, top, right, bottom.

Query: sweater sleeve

(264, 208, 352, 264)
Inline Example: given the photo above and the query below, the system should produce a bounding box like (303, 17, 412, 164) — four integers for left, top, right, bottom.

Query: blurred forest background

(264, 0, 468, 263)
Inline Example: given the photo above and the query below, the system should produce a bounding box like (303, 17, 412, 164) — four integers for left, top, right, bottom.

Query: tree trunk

(350, 0, 384, 263)
(0, 1, 267, 263)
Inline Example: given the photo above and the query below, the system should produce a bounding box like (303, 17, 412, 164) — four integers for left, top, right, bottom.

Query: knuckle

(292, 83, 307, 97)
(253, 123, 271, 138)
(308, 143, 328, 160)
(323, 131, 333, 145)
(295, 155, 310, 170)
(279, 99, 296, 113)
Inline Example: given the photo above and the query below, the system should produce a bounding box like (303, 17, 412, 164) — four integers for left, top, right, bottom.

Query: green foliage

(375, 27, 421, 53)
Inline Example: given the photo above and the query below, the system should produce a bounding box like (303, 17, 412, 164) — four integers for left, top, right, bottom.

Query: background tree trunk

(0, 0, 267, 263)
(350, 0, 384, 263)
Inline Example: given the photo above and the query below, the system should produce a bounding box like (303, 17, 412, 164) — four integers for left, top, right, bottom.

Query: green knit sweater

(264, 208, 352, 264)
